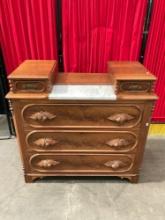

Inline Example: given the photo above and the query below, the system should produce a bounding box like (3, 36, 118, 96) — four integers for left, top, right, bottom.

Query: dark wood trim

(139, 0, 153, 63)
(0, 48, 15, 136)
(56, 0, 64, 71)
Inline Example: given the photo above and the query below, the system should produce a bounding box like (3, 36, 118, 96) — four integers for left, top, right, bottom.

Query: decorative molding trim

(9, 79, 14, 92)
(15, 80, 46, 93)
(8, 99, 13, 114)
(119, 81, 152, 93)
(22, 103, 142, 128)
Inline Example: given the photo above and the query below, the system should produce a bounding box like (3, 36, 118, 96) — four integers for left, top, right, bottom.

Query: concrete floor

(0, 115, 10, 138)
(0, 137, 165, 220)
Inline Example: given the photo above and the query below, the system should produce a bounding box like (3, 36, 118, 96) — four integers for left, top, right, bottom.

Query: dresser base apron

(24, 173, 139, 183)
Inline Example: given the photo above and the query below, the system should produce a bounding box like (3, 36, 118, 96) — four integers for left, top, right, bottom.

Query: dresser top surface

(108, 61, 156, 80)
(49, 85, 116, 100)
(6, 61, 158, 101)
(8, 60, 57, 79)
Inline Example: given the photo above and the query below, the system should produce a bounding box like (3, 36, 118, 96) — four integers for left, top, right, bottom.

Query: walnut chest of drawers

(6, 60, 157, 183)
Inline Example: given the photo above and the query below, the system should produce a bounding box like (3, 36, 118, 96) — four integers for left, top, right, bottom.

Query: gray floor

(0, 137, 165, 220)
(0, 115, 10, 138)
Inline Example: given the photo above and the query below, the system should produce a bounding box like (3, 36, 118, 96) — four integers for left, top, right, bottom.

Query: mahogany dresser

(6, 60, 157, 183)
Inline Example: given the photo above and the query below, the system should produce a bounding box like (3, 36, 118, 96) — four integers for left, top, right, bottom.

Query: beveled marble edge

(48, 85, 117, 100)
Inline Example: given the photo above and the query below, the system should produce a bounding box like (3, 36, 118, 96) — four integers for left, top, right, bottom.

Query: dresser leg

(129, 175, 139, 183)
(24, 175, 38, 183)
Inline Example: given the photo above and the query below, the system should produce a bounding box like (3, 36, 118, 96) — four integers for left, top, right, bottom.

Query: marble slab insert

(48, 85, 116, 100)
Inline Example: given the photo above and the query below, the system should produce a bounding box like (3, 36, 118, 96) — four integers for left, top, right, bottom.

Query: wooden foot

(129, 175, 139, 183)
(120, 175, 139, 183)
(24, 175, 38, 183)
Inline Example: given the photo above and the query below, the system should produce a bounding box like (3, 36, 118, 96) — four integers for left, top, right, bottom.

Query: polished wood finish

(108, 61, 156, 94)
(6, 91, 157, 101)
(118, 81, 153, 93)
(6, 60, 157, 183)
(8, 60, 57, 79)
(55, 73, 112, 84)
(8, 60, 57, 93)
(108, 61, 156, 80)
(6, 92, 48, 100)
(29, 153, 135, 173)
(22, 103, 143, 128)
(26, 130, 138, 153)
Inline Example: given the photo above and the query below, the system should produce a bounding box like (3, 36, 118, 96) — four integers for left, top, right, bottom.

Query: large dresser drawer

(26, 130, 138, 153)
(22, 103, 143, 128)
(29, 154, 135, 173)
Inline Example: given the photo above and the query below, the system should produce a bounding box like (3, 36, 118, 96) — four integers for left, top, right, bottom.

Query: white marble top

(49, 85, 116, 100)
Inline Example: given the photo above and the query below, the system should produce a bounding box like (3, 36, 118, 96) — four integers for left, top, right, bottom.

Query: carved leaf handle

(106, 138, 130, 148)
(29, 111, 56, 122)
(104, 160, 127, 169)
(36, 159, 60, 168)
(34, 138, 58, 148)
(107, 113, 134, 124)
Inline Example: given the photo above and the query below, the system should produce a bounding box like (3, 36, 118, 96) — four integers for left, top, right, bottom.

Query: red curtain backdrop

(62, 0, 147, 72)
(0, 0, 57, 74)
(144, 0, 165, 122)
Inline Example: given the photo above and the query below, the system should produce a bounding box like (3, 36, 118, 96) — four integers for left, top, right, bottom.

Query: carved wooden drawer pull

(36, 159, 60, 168)
(29, 111, 56, 122)
(34, 138, 58, 148)
(107, 113, 134, 124)
(104, 160, 127, 169)
(106, 138, 130, 148)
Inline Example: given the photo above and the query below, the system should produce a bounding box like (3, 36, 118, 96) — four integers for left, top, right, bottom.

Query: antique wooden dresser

(6, 60, 157, 183)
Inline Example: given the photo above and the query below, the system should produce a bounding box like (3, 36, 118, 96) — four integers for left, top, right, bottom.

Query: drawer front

(118, 80, 152, 93)
(29, 154, 135, 173)
(9, 80, 48, 93)
(26, 130, 138, 153)
(22, 103, 143, 128)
